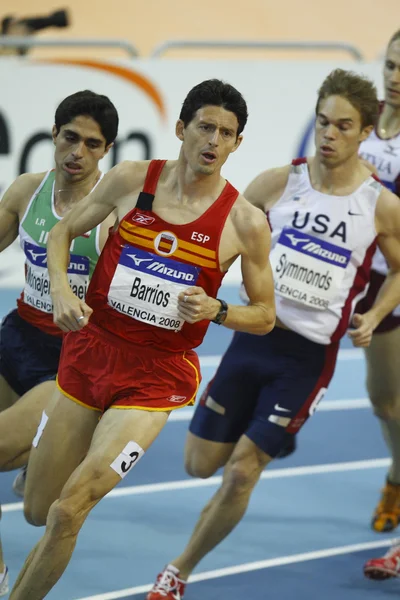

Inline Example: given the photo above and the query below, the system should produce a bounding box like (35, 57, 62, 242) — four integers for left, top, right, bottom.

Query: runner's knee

(369, 391, 400, 420)
(24, 495, 48, 527)
(24, 474, 59, 527)
(46, 498, 83, 537)
(222, 451, 265, 497)
(184, 450, 220, 479)
(374, 403, 400, 421)
(222, 461, 257, 497)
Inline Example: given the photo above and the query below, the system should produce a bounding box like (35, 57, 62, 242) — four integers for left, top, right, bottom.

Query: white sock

(166, 564, 180, 575)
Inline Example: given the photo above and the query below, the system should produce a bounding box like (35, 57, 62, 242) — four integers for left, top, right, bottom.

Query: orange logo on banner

(37, 58, 166, 121)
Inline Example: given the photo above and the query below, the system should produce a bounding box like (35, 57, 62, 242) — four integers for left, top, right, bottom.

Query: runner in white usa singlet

(268, 159, 379, 345)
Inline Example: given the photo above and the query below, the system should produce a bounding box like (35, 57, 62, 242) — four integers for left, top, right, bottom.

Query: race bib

(23, 241, 89, 313)
(270, 228, 351, 310)
(108, 246, 200, 330)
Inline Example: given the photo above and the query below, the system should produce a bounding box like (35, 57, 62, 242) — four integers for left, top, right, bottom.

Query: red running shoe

(364, 544, 400, 580)
(147, 565, 187, 600)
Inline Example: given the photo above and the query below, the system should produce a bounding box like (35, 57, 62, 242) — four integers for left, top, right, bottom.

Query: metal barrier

(0, 36, 366, 62)
(0, 36, 139, 58)
(150, 40, 365, 61)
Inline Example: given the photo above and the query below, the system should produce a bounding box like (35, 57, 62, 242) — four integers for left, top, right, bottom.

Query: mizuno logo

(27, 249, 47, 263)
(286, 233, 309, 246)
(301, 242, 348, 265)
(146, 262, 195, 281)
(127, 254, 153, 266)
(127, 254, 195, 281)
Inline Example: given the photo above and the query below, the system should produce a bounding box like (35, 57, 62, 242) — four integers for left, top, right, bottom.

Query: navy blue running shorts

(190, 326, 339, 458)
(0, 309, 62, 397)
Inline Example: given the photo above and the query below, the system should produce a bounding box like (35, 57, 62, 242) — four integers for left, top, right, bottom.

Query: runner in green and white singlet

(17, 169, 100, 335)
(0, 90, 119, 597)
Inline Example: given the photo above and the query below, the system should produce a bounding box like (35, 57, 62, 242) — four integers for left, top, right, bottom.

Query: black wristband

(212, 299, 228, 325)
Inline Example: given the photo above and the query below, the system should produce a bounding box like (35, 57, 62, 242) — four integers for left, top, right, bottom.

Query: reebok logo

(167, 395, 187, 403)
(132, 213, 155, 225)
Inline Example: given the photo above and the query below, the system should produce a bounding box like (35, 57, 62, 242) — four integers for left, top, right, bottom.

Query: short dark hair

(316, 69, 379, 129)
(179, 79, 248, 136)
(54, 90, 119, 146)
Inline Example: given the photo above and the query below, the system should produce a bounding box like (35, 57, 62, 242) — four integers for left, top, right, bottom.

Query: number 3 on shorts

(110, 441, 145, 478)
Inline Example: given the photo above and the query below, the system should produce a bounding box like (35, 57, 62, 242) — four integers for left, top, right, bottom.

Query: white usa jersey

(359, 114, 400, 276)
(268, 159, 381, 345)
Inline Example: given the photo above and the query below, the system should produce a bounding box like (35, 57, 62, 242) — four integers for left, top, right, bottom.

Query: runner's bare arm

(47, 161, 141, 294)
(47, 161, 145, 332)
(373, 188, 400, 321)
(98, 211, 118, 252)
(178, 203, 275, 335)
(243, 165, 290, 211)
(234, 166, 289, 305)
(350, 187, 400, 347)
(0, 174, 42, 252)
(223, 204, 275, 334)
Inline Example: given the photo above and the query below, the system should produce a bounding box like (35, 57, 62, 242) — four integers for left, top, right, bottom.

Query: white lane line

(103, 458, 390, 499)
(2, 501, 23, 512)
(199, 348, 363, 369)
(73, 536, 397, 600)
(317, 398, 370, 411)
(337, 348, 364, 361)
(4, 457, 389, 513)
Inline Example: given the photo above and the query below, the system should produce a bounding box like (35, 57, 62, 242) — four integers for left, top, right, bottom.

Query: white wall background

(0, 58, 384, 286)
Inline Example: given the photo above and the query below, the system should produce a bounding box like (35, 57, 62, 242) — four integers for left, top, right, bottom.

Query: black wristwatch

(212, 298, 228, 325)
